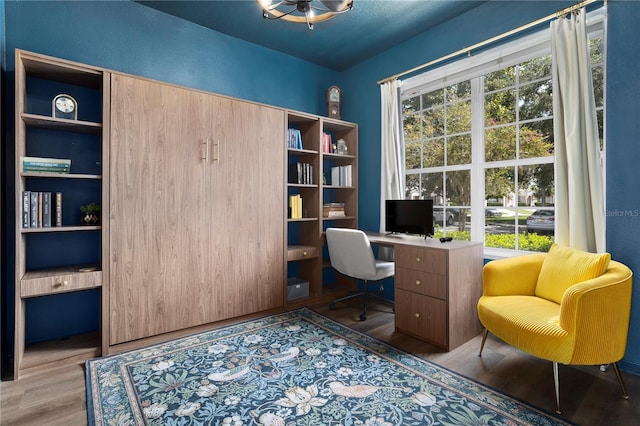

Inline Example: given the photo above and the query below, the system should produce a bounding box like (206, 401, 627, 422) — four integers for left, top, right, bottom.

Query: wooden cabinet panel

(395, 246, 447, 275)
(395, 267, 446, 300)
(395, 288, 447, 345)
(108, 74, 284, 346)
(21, 270, 101, 298)
(109, 74, 212, 344)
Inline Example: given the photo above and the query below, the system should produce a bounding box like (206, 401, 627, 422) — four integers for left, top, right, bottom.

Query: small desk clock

(52, 94, 77, 120)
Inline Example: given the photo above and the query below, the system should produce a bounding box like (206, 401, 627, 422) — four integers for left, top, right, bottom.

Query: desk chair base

(329, 281, 394, 321)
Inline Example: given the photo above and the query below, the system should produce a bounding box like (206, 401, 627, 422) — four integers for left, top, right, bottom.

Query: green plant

(80, 202, 101, 214)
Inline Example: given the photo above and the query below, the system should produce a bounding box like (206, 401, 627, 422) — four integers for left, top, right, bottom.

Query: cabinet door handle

(212, 139, 220, 162)
(415, 257, 421, 263)
(201, 139, 209, 162)
(414, 312, 421, 318)
(415, 280, 421, 286)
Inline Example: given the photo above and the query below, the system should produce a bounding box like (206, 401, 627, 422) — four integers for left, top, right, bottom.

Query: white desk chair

(325, 228, 394, 321)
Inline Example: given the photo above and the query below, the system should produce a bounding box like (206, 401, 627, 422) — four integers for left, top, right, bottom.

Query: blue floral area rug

(86, 308, 571, 425)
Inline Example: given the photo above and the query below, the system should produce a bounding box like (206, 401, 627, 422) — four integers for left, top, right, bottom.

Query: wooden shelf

(21, 225, 101, 233)
(20, 332, 101, 376)
(21, 113, 102, 133)
(21, 171, 101, 179)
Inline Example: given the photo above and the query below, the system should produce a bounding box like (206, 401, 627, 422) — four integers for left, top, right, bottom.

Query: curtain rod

(377, 0, 601, 85)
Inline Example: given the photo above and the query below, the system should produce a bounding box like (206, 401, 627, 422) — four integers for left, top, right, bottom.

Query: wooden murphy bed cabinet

(108, 74, 285, 346)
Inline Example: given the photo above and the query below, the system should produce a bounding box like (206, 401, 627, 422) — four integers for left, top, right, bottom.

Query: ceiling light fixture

(258, 0, 354, 30)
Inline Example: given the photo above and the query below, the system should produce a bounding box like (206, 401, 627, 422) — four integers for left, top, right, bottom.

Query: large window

(401, 12, 605, 254)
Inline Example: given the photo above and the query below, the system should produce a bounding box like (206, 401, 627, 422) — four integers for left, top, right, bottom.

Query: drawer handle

(415, 280, 421, 286)
(414, 312, 421, 318)
(54, 280, 69, 288)
(303, 251, 308, 256)
(415, 257, 421, 263)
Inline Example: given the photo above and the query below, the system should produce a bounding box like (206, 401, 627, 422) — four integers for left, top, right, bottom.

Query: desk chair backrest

(326, 228, 377, 280)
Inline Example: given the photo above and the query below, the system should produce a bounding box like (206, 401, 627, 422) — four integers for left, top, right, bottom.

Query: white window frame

(400, 8, 606, 258)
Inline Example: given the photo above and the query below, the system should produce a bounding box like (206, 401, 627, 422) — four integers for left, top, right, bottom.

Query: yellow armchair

(477, 245, 633, 414)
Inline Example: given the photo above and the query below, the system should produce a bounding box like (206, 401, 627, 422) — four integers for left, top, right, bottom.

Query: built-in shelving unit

(285, 110, 358, 307)
(13, 50, 108, 378)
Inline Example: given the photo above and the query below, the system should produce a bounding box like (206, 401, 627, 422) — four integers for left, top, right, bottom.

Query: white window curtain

(551, 8, 605, 253)
(380, 79, 404, 232)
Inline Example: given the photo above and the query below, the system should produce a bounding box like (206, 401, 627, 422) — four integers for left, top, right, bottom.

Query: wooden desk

(366, 232, 484, 351)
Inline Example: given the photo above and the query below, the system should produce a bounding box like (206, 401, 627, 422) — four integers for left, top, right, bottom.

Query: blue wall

(3, 0, 640, 375)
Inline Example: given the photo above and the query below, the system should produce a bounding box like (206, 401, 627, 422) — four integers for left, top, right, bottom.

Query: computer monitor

(385, 199, 434, 237)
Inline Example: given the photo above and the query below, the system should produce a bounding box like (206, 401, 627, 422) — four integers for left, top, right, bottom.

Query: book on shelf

(289, 162, 314, 185)
(287, 128, 303, 150)
(22, 191, 63, 228)
(323, 202, 346, 217)
(42, 192, 51, 228)
(330, 165, 352, 187)
(289, 194, 303, 219)
(55, 192, 62, 226)
(22, 156, 71, 173)
(322, 132, 333, 153)
(30, 192, 38, 227)
(22, 191, 30, 228)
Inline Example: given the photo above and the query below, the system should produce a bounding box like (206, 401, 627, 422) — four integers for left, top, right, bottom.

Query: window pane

(485, 66, 515, 91)
(405, 173, 420, 198)
(520, 164, 554, 208)
(403, 112, 421, 142)
(518, 55, 551, 82)
(423, 137, 444, 167)
(596, 109, 604, 150)
(405, 140, 421, 169)
(422, 89, 444, 110)
(592, 65, 604, 108)
(421, 172, 443, 201)
(485, 89, 516, 126)
(485, 125, 516, 162)
(519, 119, 554, 159)
(447, 100, 471, 134)
(485, 167, 516, 249)
(519, 80, 553, 121)
(446, 170, 470, 206)
(447, 81, 471, 102)
(403, 96, 420, 114)
(447, 134, 471, 165)
(423, 107, 445, 137)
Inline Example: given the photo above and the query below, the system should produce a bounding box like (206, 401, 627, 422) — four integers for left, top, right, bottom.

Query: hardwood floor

(1, 300, 639, 425)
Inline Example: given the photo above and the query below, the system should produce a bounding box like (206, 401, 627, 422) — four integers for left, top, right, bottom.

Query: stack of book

(289, 162, 314, 185)
(287, 128, 303, 149)
(22, 191, 62, 228)
(322, 132, 333, 153)
(22, 156, 71, 174)
(323, 202, 345, 218)
(289, 194, 303, 219)
(330, 165, 353, 187)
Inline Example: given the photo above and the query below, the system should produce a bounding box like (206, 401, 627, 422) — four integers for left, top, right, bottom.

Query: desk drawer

(21, 270, 102, 298)
(395, 267, 447, 299)
(395, 246, 446, 274)
(288, 245, 319, 261)
(395, 289, 447, 347)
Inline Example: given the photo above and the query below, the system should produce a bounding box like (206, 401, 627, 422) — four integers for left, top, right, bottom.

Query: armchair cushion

(535, 243, 610, 304)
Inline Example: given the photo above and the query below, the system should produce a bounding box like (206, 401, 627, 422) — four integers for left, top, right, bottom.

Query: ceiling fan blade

(319, 0, 349, 12)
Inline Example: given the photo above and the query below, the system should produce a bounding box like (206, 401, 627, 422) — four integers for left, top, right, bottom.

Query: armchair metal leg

(553, 362, 561, 415)
(612, 362, 630, 400)
(478, 329, 489, 357)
